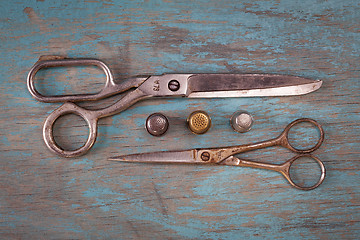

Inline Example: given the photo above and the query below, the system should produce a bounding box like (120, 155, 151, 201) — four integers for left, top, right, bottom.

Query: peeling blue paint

(1, 0, 359, 239)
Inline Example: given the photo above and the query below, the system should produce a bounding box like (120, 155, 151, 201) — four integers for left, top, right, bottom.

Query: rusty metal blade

(109, 150, 196, 163)
(187, 74, 322, 98)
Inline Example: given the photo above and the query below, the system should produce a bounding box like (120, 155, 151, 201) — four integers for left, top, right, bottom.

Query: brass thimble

(187, 111, 211, 134)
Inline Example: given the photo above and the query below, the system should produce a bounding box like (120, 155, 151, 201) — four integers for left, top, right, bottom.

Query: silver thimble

(230, 111, 254, 133)
(145, 113, 169, 136)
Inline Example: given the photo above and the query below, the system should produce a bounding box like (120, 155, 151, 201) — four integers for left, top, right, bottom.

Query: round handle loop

(284, 154, 326, 191)
(43, 102, 99, 158)
(280, 118, 324, 153)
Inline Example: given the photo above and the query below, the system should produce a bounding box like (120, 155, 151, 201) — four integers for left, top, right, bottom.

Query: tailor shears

(109, 118, 326, 190)
(27, 56, 322, 158)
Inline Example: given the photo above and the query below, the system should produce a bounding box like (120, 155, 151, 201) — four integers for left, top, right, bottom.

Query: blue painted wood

(1, 0, 359, 239)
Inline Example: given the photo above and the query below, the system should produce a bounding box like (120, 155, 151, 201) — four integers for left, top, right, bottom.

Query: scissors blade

(109, 149, 197, 164)
(187, 74, 322, 98)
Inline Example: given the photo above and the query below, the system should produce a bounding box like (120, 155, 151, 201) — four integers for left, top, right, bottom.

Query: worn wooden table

(1, 0, 359, 239)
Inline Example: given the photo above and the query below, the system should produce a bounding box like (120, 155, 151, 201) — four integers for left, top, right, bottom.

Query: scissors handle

(197, 118, 324, 163)
(222, 154, 325, 190)
(27, 56, 147, 102)
(43, 88, 150, 157)
(277, 118, 324, 153)
(279, 154, 326, 190)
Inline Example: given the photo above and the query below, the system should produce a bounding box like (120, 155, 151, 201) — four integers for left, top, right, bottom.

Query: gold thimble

(187, 110, 211, 134)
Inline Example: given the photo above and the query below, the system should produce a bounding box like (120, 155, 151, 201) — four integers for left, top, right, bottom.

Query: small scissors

(27, 56, 322, 158)
(109, 118, 326, 190)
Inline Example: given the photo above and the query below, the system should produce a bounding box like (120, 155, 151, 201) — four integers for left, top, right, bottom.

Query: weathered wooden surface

(1, 0, 359, 239)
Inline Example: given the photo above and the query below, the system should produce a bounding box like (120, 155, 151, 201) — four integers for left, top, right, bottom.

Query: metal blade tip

(108, 156, 128, 161)
(108, 150, 196, 164)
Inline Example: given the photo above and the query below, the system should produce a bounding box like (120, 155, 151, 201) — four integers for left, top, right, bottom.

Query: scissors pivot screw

(201, 151, 211, 161)
(168, 80, 180, 91)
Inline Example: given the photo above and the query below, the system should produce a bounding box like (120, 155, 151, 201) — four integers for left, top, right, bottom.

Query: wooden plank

(0, 0, 359, 239)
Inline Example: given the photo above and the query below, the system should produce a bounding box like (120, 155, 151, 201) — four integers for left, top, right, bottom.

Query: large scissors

(109, 118, 326, 190)
(27, 56, 322, 157)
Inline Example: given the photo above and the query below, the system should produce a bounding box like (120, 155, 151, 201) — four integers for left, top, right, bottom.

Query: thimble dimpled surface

(230, 111, 254, 133)
(187, 111, 211, 134)
(146, 113, 169, 136)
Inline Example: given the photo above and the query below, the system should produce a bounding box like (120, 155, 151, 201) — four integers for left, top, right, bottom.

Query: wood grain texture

(1, 0, 359, 239)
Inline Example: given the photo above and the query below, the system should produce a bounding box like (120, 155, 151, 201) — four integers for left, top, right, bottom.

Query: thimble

(230, 111, 254, 133)
(145, 113, 169, 136)
(187, 111, 211, 134)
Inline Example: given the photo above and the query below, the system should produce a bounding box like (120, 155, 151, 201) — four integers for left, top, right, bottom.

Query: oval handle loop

(43, 102, 99, 158)
(27, 56, 115, 103)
